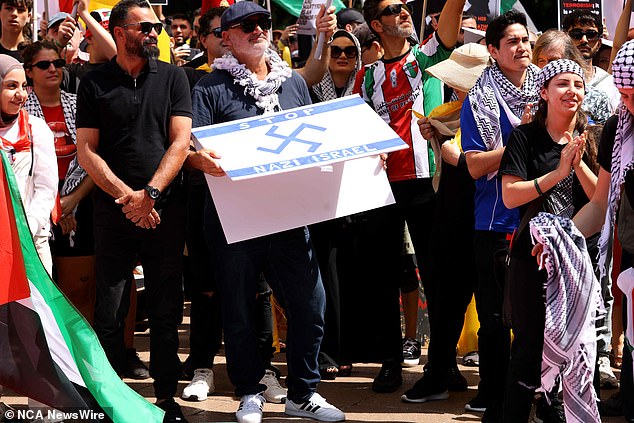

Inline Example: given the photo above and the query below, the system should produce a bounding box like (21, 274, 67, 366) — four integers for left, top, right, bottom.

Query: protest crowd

(1, 0, 634, 422)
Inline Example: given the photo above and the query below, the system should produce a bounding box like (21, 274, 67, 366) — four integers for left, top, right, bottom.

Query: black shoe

(400, 370, 449, 403)
(599, 391, 624, 417)
(125, 348, 150, 380)
(447, 366, 468, 392)
(402, 337, 422, 367)
(465, 393, 487, 413)
(372, 360, 402, 393)
(533, 395, 565, 423)
(157, 398, 188, 423)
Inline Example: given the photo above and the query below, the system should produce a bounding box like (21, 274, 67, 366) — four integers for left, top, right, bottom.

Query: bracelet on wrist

(534, 178, 544, 196)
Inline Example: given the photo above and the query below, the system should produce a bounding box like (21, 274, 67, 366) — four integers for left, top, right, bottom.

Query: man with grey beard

(76, 0, 191, 421)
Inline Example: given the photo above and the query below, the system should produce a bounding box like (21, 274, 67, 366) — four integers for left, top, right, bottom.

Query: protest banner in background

(193, 95, 408, 243)
(558, 0, 601, 29)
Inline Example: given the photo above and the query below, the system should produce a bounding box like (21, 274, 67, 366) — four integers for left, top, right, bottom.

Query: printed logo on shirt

(403, 60, 418, 78)
(390, 68, 398, 88)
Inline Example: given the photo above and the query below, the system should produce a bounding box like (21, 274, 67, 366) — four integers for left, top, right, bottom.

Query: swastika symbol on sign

(257, 123, 325, 154)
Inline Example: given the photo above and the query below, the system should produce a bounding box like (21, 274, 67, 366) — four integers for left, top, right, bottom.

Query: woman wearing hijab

(22, 41, 96, 324)
(499, 59, 597, 421)
(0, 54, 57, 273)
(310, 29, 361, 103)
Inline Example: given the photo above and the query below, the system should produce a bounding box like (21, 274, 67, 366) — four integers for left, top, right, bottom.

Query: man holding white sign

(189, 2, 344, 423)
(353, 0, 465, 403)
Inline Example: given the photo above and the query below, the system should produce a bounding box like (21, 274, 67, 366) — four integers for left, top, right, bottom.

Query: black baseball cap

(336, 8, 364, 29)
(221, 1, 271, 31)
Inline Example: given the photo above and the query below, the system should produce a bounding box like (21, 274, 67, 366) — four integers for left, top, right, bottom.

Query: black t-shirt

(0, 43, 23, 62)
(500, 122, 578, 253)
(598, 114, 634, 207)
(76, 57, 192, 204)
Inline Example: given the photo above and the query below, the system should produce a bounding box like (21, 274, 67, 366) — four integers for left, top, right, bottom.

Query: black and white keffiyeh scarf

(24, 90, 85, 197)
(529, 212, 603, 423)
(536, 59, 587, 93)
(213, 48, 292, 114)
(598, 40, 634, 281)
(311, 30, 362, 102)
(468, 63, 539, 179)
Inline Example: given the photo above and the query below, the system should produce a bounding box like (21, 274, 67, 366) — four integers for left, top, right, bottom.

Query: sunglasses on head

(377, 3, 411, 19)
(331, 45, 358, 59)
(30, 59, 66, 70)
(229, 16, 272, 33)
(122, 21, 163, 35)
(568, 28, 599, 41)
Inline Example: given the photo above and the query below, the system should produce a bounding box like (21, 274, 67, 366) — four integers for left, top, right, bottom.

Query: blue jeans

(204, 194, 325, 402)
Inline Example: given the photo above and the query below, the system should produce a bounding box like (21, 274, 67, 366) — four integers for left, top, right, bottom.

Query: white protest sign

(297, 0, 328, 35)
(199, 157, 395, 243)
(192, 95, 407, 180)
(192, 95, 408, 243)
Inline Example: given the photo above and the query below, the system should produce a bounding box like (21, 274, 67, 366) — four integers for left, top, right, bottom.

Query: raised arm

(436, 0, 466, 48)
(76, 0, 116, 60)
(296, 4, 337, 87)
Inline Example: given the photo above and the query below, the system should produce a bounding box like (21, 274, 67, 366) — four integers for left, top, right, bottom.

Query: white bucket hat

(425, 43, 492, 93)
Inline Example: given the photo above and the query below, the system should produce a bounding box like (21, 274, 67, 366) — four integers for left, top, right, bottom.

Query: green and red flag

(0, 151, 164, 422)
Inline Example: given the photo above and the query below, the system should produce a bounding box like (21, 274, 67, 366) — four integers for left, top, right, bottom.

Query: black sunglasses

(568, 28, 599, 41)
(377, 3, 411, 19)
(30, 59, 66, 70)
(229, 16, 272, 33)
(122, 21, 163, 35)
(331, 45, 358, 59)
(211, 27, 223, 38)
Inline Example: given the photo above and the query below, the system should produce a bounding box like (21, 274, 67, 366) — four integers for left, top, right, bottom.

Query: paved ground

(1, 303, 625, 422)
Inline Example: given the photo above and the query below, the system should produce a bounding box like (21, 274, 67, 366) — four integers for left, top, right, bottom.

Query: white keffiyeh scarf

(213, 48, 292, 114)
(468, 63, 539, 179)
(530, 212, 603, 423)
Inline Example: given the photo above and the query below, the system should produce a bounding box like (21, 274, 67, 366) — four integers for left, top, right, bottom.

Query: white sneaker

(236, 393, 265, 423)
(285, 392, 345, 422)
(182, 368, 215, 401)
(598, 355, 619, 388)
(260, 369, 287, 404)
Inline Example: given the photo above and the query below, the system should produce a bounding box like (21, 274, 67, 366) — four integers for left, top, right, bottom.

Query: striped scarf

(468, 63, 539, 180)
(529, 212, 602, 423)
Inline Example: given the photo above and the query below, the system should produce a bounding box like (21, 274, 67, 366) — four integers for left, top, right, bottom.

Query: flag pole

(419, 0, 428, 41)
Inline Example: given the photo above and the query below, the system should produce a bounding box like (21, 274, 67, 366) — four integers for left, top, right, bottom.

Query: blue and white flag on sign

(193, 95, 408, 181)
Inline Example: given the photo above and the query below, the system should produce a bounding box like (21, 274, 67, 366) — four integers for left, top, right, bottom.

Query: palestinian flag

(0, 151, 164, 422)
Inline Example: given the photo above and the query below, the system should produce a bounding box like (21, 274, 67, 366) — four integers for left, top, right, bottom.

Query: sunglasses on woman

(29, 59, 66, 70)
(121, 21, 164, 35)
(377, 3, 411, 19)
(229, 16, 272, 33)
(211, 27, 223, 38)
(331, 45, 358, 59)
(567, 29, 600, 41)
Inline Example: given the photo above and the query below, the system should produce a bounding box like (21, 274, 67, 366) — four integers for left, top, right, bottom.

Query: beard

(124, 32, 160, 59)
(382, 21, 414, 38)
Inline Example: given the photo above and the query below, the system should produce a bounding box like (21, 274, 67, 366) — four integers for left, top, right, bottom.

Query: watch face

(150, 188, 160, 199)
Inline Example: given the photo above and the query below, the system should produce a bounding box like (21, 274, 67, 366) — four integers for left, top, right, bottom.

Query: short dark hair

(562, 10, 602, 35)
(22, 40, 59, 69)
(171, 13, 192, 27)
(485, 10, 527, 49)
(0, 0, 32, 11)
(109, 0, 150, 38)
(362, 0, 382, 26)
(198, 7, 226, 37)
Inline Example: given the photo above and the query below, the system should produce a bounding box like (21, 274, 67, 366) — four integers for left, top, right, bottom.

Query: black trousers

(426, 163, 477, 379)
(93, 196, 185, 400)
(474, 231, 512, 416)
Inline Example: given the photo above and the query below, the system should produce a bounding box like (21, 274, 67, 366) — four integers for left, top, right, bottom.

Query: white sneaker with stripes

(285, 392, 345, 421)
(236, 393, 265, 423)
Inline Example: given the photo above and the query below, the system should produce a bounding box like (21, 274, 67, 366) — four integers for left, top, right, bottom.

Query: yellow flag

(89, 0, 172, 63)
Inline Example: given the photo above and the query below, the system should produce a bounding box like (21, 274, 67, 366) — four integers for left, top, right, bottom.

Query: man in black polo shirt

(76, 0, 191, 421)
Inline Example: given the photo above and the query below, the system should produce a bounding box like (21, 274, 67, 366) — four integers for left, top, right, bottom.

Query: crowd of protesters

(0, 0, 633, 422)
